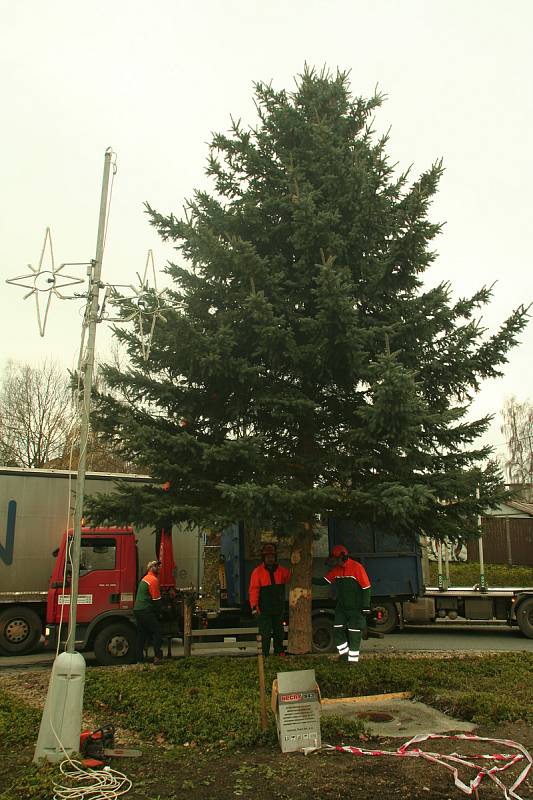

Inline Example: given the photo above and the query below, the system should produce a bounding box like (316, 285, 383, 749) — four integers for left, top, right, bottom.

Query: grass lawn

(428, 560, 533, 586)
(1, 652, 532, 799)
(82, 652, 533, 743)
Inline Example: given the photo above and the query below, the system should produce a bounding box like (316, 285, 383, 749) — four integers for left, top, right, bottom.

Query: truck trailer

(201, 519, 533, 646)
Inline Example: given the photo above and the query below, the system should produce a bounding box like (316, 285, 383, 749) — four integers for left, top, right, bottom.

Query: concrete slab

(321, 697, 476, 738)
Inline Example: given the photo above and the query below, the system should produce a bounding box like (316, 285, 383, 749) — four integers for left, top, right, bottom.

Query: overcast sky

(1, 0, 532, 461)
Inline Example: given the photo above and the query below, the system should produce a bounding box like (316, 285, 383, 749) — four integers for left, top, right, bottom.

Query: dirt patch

(0, 669, 141, 747)
(1, 671, 54, 710)
(94, 728, 533, 800)
(356, 711, 394, 722)
(1, 728, 532, 800)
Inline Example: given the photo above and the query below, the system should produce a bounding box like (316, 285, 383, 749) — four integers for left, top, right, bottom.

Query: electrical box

(271, 669, 321, 753)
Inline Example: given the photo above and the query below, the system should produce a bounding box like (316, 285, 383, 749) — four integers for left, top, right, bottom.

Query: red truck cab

(45, 527, 140, 664)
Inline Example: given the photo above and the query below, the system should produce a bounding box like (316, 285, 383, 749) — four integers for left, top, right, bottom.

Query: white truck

(0, 467, 201, 655)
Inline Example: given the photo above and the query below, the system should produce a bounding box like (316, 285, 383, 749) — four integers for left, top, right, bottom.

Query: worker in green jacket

(134, 560, 163, 664)
(313, 544, 371, 663)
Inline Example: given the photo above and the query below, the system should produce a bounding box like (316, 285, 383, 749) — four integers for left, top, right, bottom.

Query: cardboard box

(271, 669, 321, 753)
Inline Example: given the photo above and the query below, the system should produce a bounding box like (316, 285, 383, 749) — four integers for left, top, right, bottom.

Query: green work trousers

(334, 606, 365, 663)
(257, 612, 284, 656)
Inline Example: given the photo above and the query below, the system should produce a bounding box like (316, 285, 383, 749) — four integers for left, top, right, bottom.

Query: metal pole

(196, 530, 201, 596)
(505, 517, 513, 566)
(476, 485, 487, 592)
(66, 149, 113, 652)
(437, 541, 444, 591)
(420, 535, 431, 586)
(444, 543, 450, 588)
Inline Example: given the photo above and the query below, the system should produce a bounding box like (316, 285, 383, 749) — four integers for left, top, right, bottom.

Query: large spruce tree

(89, 68, 528, 652)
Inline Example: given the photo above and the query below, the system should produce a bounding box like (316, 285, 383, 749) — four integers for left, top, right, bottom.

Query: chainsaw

(79, 725, 142, 767)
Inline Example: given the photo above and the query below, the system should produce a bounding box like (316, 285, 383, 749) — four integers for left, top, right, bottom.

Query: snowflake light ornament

(6, 228, 87, 336)
(105, 249, 166, 360)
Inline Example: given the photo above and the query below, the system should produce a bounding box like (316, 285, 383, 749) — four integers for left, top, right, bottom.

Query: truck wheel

(516, 598, 533, 639)
(0, 606, 42, 655)
(93, 623, 137, 665)
(371, 601, 398, 635)
(312, 616, 335, 653)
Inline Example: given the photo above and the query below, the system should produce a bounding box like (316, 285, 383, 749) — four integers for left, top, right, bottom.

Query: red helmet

(260, 543, 277, 557)
(331, 544, 348, 559)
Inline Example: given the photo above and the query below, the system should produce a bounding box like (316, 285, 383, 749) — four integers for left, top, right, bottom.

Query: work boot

(336, 653, 348, 663)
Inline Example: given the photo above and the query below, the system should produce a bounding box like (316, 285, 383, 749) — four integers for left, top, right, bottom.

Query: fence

(466, 517, 533, 566)
(183, 626, 261, 655)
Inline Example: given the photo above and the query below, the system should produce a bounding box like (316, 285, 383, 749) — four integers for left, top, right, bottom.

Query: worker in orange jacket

(249, 543, 291, 657)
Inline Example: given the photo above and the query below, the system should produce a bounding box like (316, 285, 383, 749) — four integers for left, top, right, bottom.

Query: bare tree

(0, 360, 75, 468)
(0, 353, 137, 473)
(52, 347, 137, 474)
(501, 396, 533, 484)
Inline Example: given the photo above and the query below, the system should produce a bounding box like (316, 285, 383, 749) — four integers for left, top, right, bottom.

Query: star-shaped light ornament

(105, 249, 167, 361)
(6, 228, 87, 336)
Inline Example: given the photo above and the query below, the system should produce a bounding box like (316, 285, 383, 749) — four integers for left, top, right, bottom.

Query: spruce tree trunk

(287, 525, 314, 654)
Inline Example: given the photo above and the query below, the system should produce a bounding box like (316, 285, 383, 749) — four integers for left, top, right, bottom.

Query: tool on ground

(80, 724, 115, 761)
(102, 746, 142, 758)
(80, 724, 142, 766)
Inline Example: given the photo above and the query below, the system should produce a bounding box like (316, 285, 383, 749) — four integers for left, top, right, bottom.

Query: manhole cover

(356, 712, 394, 722)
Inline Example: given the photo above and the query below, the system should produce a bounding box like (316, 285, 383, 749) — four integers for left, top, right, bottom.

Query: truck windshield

(79, 538, 117, 572)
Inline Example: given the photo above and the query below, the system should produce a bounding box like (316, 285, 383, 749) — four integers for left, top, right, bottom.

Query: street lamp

(6, 148, 165, 763)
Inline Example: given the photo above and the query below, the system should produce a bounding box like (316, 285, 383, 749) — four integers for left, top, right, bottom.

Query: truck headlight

(45, 627, 50, 637)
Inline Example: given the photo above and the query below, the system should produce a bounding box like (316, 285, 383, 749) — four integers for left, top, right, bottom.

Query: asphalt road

(364, 624, 533, 654)
(0, 624, 531, 670)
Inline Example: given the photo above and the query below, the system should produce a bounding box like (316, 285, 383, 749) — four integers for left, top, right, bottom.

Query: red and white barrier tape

(311, 733, 532, 800)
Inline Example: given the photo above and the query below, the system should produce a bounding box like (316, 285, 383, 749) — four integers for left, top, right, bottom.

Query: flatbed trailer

(402, 584, 533, 637)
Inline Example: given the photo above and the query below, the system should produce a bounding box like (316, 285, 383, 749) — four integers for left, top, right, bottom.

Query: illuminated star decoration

(6, 228, 86, 336)
(107, 249, 167, 361)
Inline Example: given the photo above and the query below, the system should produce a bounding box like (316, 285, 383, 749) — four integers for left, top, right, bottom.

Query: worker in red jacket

(249, 543, 291, 657)
(313, 544, 371, 664)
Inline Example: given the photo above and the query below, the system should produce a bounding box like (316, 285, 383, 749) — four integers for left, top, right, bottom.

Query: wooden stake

(256, 633, 268, 731)
(321, 691, 413, 705)
(183, 595, 192, 657)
